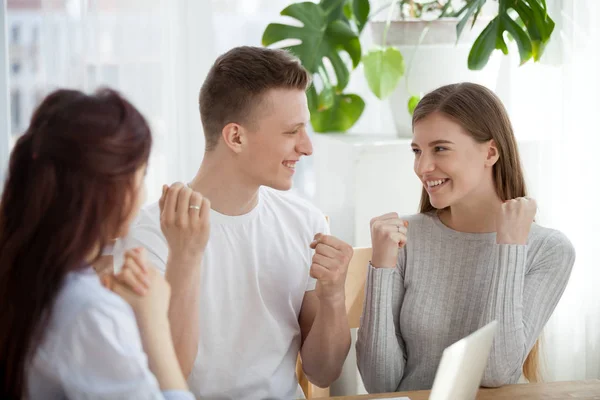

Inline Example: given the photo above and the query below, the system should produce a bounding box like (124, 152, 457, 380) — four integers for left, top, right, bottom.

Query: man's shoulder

(133, 201, 161, 227)
(125, 202, 168, 267)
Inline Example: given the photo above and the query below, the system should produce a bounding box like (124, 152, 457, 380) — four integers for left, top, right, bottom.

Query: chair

(297, 247, 373, 398)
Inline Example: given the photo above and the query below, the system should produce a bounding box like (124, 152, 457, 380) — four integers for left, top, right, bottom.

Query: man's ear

(221, 123, 245, 154)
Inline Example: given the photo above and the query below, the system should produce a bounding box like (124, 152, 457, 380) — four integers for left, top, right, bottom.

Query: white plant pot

(370, 18, 503, 137)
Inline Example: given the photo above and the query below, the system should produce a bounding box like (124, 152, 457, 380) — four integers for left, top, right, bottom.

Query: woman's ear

(485, 140, 500, 167)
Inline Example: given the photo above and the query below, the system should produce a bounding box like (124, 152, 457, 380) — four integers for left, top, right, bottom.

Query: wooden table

(324, 380, 600, 399)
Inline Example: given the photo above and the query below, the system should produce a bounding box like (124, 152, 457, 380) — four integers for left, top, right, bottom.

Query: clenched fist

(496, 197, 537, 245)
(310, 234, 353, 304)
(370, 212, 408, 268)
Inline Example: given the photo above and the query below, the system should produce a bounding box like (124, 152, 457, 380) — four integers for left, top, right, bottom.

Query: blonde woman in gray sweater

(356, 83, 575, 393)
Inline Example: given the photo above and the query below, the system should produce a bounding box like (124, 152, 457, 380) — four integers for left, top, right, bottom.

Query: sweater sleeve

(480, 231, 575, 386)
(356, 250, 408, 394)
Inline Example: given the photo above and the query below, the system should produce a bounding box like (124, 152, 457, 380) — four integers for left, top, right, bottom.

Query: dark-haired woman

(0, 88, 205, 399)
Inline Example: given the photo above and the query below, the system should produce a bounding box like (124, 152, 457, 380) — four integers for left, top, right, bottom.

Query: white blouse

(26, 267, 194, 400)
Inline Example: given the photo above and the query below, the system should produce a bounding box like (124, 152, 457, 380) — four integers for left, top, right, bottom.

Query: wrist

(371, 247, 397, 268)
(370, 257, 396, 268)
(167, 251, 204, 269)
(317, 289, 346, 309)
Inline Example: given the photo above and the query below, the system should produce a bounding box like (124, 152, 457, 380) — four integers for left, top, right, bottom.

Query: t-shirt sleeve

(305, 213, 331, 291)
(113, 208, 169, 276)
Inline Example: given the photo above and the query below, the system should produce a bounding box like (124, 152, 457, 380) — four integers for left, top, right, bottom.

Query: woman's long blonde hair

(412, 82, 541, 382)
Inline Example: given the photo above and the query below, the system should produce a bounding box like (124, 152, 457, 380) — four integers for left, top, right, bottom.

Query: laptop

(427, 320, 498, 400)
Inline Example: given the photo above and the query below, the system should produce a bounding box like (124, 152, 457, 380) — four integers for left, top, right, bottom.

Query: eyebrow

(411, 139, 455, 147)
(285, 122, 305, 131)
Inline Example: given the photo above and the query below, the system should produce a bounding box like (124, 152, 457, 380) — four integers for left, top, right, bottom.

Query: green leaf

(452, 2, 471, 19)
(362, 47, 405, 100)
(439, 0, 453, 19)
(352, 0, 370, 33)
(501, 13, 533, 65)
(468, 18, 500, 70)
(527, 0, 554, 41)
(325, 52, 351, 91)
(307, 85, 318, 112)
(343, 1, 353, 20)
(456, 0, 486, 41)
(496, 32, 509, 55)
(326, 20, 362, 68)
(513, 2, 542, 60)
(525, 0, 555, 59)
(465, 0, 555, 70)
(318, 85, 335, 110)
(470, 0, 485, 30)
(408, 95, 421, 115)
(262, 2, 361, 92)
(320, 0, 348, 23)
(311, 93, 365, 132)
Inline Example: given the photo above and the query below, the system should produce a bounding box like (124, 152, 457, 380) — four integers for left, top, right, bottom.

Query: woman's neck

(438, 191, 503, 234)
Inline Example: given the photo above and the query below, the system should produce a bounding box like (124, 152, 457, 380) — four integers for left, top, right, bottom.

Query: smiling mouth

(425, 178, 449, 191)
(282, 161, 296, 171)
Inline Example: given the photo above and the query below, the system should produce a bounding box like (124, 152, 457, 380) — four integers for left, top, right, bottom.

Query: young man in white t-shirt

(124, 46, 353, 399)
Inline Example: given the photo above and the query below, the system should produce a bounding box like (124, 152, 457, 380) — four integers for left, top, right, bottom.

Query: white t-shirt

(27, 268, 194, 400)
(122, 186, 330, 400)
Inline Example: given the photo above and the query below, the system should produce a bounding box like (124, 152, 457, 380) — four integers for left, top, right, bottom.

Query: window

(10, 24, 20, 44)
(31, 26, 39, 73)
(11, 62, 21, 74)
(32, 26, 39, 45)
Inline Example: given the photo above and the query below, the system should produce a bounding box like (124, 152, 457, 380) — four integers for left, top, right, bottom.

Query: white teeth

(283, 162, 296, 169)
(427, 179, 447, 187)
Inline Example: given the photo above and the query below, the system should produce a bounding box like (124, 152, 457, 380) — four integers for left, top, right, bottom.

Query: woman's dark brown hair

(0, 88, 152, 398)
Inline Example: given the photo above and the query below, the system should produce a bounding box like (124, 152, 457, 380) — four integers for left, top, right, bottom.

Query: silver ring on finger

(189, 205, 200, 210)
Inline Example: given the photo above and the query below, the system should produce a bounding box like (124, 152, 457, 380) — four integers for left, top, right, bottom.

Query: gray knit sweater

(355, 211, 575, 393)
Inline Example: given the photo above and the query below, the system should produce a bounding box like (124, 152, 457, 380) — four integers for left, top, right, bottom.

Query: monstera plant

(262, 0, 555, 133)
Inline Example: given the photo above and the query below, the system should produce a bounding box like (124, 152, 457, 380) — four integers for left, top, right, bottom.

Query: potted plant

(262, 0, 555, 136)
